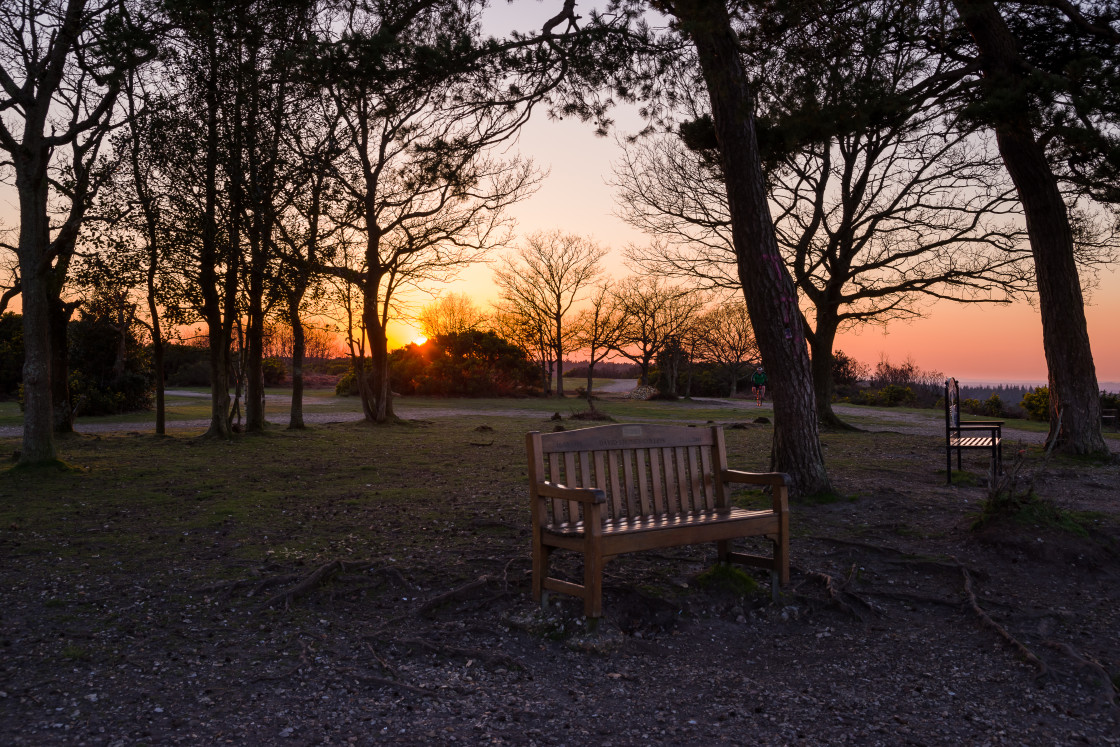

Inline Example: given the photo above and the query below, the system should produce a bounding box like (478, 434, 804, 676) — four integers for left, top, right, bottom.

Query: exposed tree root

(862, 590, 962, 608)
(802, 564, 878, 619)
(958, 563, 1047, 677)
(1044, 640, 1119, 710)
(261, 559, 386, 610)
(418, 575, 495, 618)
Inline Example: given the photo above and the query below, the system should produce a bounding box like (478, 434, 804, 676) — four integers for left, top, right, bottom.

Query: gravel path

(1, 386, 1047, 444)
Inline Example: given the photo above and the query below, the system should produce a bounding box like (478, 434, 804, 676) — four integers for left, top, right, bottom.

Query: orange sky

(406, 109, 1120, 387)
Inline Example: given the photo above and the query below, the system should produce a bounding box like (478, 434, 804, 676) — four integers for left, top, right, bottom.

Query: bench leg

(716, 539, 731, 564)
(583, 548, 603, 619)
(532, 542, 552, 607)
(771, 569, 780, 604)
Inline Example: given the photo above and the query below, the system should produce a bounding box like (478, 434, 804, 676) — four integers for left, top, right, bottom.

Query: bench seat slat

(542, 508, 780, 555)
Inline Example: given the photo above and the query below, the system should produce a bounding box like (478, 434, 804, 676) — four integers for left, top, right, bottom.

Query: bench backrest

(527, 424, 731, 526)
(945, 377, 960, 430)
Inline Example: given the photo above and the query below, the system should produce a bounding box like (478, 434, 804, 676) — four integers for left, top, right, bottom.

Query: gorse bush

(387, 331, 537, 397)
(1020, 387, 1049, 421)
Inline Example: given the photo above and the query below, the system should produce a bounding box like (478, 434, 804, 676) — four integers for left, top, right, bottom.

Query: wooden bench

(945, 377, 1003, 484)
(527, 423, 790, 619)
(1103, 408, 1119, 432)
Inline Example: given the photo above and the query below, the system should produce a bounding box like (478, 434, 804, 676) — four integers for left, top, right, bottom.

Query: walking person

(751, 366, 768, 406)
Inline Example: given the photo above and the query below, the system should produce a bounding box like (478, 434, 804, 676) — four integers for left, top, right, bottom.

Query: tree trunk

(952, 0, 1107, 456)
(244, 274, 266, 432)
(14, 138, 57, 464)
(586, 361, 596, 408)
(362, 306, 395, 423)
(288, 299, 305, 429)
(555, 310, 565, 397)
(808, 315, 855, 430)
(48, 298, 73, 433)
(147, 263, 165, 436)
(674, 0, 830, 495)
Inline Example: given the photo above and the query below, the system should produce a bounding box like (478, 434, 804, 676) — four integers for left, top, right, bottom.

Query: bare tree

(0, 0, 152, 463)
(611, 275, 704, 388)
(570, 280, 626, 406)
(321, 1, 540, 422)
(417, 292, 488, 339)
(694, 301, 758, 397)
(947, 0, 1112, 455)
(489, 298, 555, 395)
(493, 231, 607, 397)
(616, 0, 1033, 428)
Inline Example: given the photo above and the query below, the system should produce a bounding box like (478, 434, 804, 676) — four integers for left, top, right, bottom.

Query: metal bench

(945, 377, 1002, 483)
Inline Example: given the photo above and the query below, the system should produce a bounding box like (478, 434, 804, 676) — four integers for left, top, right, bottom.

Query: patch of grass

(796, 489, 855, 505)
(694, 564, 760, 597)
(973, 488, 1090, 537)
(948, 470, 983, 487)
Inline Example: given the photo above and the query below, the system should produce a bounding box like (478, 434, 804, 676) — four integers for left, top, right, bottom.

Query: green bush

(262, 357, 287, 386)
(335, 369, 361, 396)
(66, 315, 153, 415)
(983, 394, 1005, 417)
(1020, 386, 1049, 421)
(877, 384, 916, 407)
(961, 397, 982, 415)
(0, 312, 22, 399)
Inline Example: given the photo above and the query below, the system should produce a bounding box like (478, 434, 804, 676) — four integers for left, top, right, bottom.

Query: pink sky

(418, 107, 1120, 387)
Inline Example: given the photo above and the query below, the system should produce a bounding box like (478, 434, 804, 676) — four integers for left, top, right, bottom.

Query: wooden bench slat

(649, 448, 666, 515)
(662, 446, 679, 514)
(548, 453, 565, 524)
(688, 446, 703, 511)
(635, 449, 652, 515)
(608, 449, 624, 516)
(622, 448, 638, 516)
(675, 447, 690, 512)
(700, 446, 715, 510)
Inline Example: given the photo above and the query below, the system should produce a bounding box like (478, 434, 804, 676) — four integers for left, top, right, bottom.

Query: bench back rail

(532, 424, 730, 528)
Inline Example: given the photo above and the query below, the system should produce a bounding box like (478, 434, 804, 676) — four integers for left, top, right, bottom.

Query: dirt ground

(1, 405, 1118, 746)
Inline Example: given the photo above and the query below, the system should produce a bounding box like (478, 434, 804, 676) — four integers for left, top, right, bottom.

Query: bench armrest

(721, 469, 790, 490)
(534, 482, 607, 504)
(722, 469, 789, 515)
(960, 419, 1004, 426)
(952, 423, 1002, 434)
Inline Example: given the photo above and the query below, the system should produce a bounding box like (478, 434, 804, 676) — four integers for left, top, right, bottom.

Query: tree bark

(672, 0, 830, 495)
(952, 0, 1107, 455)
(288, 299, 306, 429)
(48, 298, 74, 433)
(808, 314, 856, 430)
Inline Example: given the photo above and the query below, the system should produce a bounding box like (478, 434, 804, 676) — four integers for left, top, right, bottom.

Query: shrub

(66, 314, 153, 415)
(983, 394, 1005, 417)
(335, 369, 361, 396)
(877, 384, 916, 407)
(1020, 386, 1049, 421)
(0, 312, 22, 399)
(262, 357, 287, 386)
(961, 397, 982, 415)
